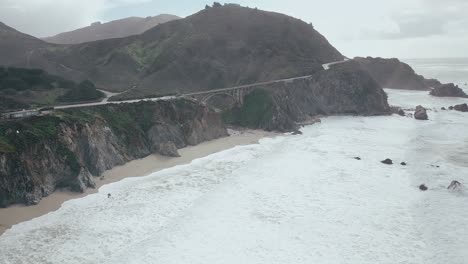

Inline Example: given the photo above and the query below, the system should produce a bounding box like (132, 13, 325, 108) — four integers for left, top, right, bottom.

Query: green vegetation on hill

(0, 96, 28, 112)
(0, 115, 61, 151)
(0, 4, 344, 98)
(0, 67, 73, 91)
(223, 89, 274, 128)
(0, 101, 168, 169)
(0, 115, 82, 175)
(57, 80, 105, 103)
(0, 67, 104, 111)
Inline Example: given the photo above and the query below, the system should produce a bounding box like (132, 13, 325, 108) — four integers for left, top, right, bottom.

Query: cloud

(361, 0, 468, 40)
(0, 0, 153, 37)
(0, 0, 106, 37)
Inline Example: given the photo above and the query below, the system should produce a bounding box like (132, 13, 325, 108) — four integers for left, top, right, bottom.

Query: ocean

(0, 60, 468, 264)
(404, 57, 468, 89)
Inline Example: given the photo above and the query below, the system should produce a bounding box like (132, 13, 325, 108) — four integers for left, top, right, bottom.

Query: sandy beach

(0, 129, 275, 236)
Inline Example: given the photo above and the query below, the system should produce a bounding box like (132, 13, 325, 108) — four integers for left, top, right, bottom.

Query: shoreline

(0, 129, 276, 236)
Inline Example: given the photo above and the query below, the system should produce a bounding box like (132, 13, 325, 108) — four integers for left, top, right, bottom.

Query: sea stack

(414, 105, 428, 120)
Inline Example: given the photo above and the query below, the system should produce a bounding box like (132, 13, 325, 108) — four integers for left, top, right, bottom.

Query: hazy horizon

(1, 0, 468, 59)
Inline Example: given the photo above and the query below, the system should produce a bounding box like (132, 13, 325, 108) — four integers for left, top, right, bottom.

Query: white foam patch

(1, 89, 467, 264)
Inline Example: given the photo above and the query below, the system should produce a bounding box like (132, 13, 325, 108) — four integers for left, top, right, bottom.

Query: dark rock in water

(381, 159, 393, 165)
(390, 107, 405, 116)
(453, 103, 468, 112)
(354, 157, 361, 160)
(400, 162, 407, 166)
(447, 180, 461, 190)
(292, 130, 303, 135)
(449, 106, 454, 110)
(441, 107, 447, 110)
(419, 184, 428, 191)
(430, 83, 468, 98)
(414, 105, 428, 120)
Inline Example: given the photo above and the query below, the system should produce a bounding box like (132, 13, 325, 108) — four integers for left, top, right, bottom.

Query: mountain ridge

(0, 4, 344, 96)
(42, 14, 181, 44)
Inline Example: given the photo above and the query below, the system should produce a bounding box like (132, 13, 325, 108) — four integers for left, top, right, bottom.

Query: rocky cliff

(354, 57, 442, 90)
(223, 61, 390, 131)
(430, 83, 468, 98)
(0, 99, 227, 207)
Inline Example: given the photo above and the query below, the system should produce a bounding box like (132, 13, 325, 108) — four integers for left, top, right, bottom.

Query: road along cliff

(222, 61, 391, 131)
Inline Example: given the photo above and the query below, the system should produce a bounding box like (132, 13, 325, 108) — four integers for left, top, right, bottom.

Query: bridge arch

(201, 92, 239, 111)
(201, 92, 237, 104)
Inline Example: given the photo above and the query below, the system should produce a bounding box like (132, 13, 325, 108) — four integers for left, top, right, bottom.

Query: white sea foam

(1, 89, 467, 264)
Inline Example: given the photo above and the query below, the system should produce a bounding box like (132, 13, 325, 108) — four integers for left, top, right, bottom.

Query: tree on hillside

(213, 2, 222, 8)
(57, 80, 105, 103)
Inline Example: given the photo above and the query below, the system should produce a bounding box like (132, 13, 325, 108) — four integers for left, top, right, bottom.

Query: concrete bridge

(183, 59, 349, 105)
(1, 60, 349, 118)
(182, 74, 318, 105)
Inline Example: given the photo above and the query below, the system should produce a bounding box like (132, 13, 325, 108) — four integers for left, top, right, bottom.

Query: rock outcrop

(430, 83, 468, 98)
(414, 105, 428, 120)
(453, 103, 468, 112)
(223, 61, 390, 131)
(381, 159, 393, 165)
(354, 57, 441, 90)
(390, 106, 405, 116)
(0, 99, 227, 207)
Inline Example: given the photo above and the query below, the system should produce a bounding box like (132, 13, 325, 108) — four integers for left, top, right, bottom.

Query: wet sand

(0, 129, 275, 235)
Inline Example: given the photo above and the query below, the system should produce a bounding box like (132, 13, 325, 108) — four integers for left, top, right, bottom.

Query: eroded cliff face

(224, 61, 390, 131)
(0, 99, 227, 207)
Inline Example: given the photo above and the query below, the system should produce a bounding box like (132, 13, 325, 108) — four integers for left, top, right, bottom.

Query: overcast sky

(1, 0, 467, 58)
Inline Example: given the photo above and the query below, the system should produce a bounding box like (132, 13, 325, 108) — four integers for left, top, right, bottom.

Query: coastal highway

(43, 59, 350, 111)
(322, 58, 349, 70)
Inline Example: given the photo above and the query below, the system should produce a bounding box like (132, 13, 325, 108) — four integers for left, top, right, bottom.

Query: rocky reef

(354, 57, 441, 90)
(223, 61, 390, 131)
(430, 83, 468, 98)
(0, 99, 227, 207)
(452, 103, 468, 112)
(414, 105, 429, 120)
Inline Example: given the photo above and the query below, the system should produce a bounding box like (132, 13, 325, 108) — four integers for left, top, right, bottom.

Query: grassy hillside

(222, 89, 275, 128)
(0, 67, 104, 111)
(0, 4, 343, 99)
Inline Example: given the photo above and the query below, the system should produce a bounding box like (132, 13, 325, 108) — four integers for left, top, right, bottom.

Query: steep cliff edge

(223, 61, 390, 131)
(0, 99, 227, 207)
(354, 57, 442, 90)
